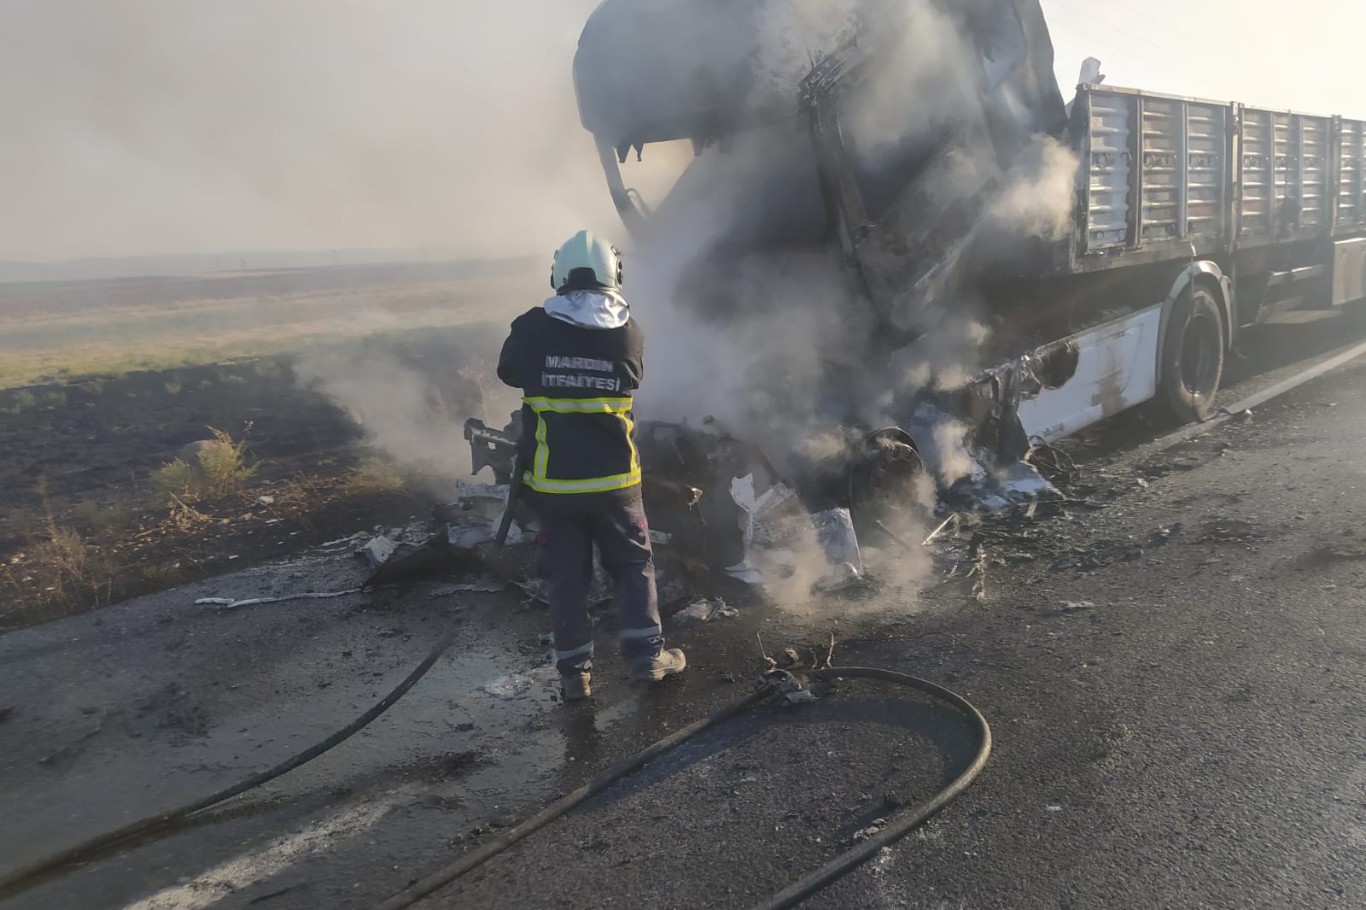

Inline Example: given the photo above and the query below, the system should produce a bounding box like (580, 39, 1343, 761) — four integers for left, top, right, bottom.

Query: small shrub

(0, 523, 116, 622)
(42, 525, 105, 594)
(153, 425, 259, 503)
(273, 474, 328, 513)
(153, 459, 200, 499)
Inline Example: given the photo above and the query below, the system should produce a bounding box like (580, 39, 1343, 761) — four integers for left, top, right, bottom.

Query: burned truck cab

(575, 0, 1072, 362)
(797, 0, 1069, 343)
(575, 0, 1067, 303)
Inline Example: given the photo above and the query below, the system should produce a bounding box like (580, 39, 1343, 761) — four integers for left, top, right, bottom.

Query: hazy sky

(1041, 0, 1366, 116)
(2, 0, 1363, 262)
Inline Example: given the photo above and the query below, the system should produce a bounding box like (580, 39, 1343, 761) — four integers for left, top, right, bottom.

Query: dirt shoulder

(0, 329, 503, 632)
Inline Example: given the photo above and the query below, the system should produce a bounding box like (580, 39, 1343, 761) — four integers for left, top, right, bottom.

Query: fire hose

(0, 641, 991, 910)
(372, 666, 992, 910)
(0, 624, 463, 901)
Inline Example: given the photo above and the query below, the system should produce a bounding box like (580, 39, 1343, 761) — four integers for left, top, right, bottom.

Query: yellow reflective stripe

(533, 411, 550, 486)
(524, 396, 633, 414)
(524, 469, 642, 494)
(621, 410, 640, 473)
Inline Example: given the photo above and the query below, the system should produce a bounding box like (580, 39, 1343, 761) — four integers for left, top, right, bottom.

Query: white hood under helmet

(543, 288, 631, 330)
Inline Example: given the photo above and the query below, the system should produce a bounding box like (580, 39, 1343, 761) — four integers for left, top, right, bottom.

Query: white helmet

(551, 230, 623, 291)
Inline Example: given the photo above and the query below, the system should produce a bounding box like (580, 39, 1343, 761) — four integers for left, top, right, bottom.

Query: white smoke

(989, 136, 1081, 242)
(630, 1, 1007, 428)
(293, 343, 519, 486)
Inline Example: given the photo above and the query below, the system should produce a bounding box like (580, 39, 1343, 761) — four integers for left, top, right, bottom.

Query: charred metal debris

(440, 388, 1084, 599)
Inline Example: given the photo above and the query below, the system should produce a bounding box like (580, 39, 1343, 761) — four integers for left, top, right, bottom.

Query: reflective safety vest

(496, 306, 646, 496)
(522, 396, 641, 494)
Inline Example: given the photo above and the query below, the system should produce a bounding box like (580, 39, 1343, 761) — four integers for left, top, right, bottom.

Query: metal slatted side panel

(1186, 102, 1226, 241)
(1300, 115, 1330, 229)
(1273, 112, 1293, 228)
(1140, 98, 1181, 243)
(1241, 108, 1274, 236)
(1084, 92, 1132, 251)
(1338, 119, 1366, 231)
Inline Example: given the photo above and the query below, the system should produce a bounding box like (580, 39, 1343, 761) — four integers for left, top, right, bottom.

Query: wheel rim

(1179, 310, 1220, 399)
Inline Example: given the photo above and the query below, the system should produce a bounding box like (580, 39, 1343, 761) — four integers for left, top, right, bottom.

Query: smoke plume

(628, 0, 1047, 436)
(612, 0, 1079, 609)
(293, 333, 522, 487)
(988, 136, 1082, 242)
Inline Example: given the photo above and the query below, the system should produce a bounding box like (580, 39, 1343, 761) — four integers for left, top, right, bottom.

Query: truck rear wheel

(1157, 285, 1225, 424)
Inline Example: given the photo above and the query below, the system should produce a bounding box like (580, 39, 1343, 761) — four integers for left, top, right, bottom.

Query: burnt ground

(0, 312, 1364, 910)
(0, 323, 509, 631)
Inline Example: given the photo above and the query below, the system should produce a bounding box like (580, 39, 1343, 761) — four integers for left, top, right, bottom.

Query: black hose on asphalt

(373, 666, 993, 910)
(0, 623, 464, 902)
(752, 667, 993, 910)
(373, 685, 777, 910)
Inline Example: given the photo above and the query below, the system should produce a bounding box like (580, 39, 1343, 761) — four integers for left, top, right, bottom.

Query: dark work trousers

(531, 489, 663, 676)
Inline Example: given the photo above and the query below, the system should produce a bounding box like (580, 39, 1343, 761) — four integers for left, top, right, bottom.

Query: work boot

(631, 648, 687, 682)
(561, 672, 592, 702)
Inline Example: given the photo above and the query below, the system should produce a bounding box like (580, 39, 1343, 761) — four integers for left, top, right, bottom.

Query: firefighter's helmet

(551, 230, 623, 292)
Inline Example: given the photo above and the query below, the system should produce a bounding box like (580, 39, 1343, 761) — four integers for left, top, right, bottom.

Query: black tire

(1157, 284, 1225, 424)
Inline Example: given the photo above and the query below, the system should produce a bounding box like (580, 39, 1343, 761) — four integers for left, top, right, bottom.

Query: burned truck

(574, 0, 1366, 446)
(468, 0, 1366, 583)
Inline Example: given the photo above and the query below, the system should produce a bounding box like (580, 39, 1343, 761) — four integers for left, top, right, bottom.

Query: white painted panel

(1017, 305, 1163, 442)
(1333, 238, 1366, 306)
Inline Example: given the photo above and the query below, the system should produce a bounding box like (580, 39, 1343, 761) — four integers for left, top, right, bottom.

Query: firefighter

(496, 229, 686, 702)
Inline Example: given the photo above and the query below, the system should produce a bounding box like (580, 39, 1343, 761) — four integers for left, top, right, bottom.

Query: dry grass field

(0, 259, 536, 629)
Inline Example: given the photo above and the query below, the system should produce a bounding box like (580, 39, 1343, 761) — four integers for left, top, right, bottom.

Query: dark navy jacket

(496, 306, 644, 494)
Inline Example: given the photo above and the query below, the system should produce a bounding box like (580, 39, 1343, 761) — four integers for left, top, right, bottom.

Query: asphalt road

(2, 316, 1365, 910)
(423, 335, 1366, 910)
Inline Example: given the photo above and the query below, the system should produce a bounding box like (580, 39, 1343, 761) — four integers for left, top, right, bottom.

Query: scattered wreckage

(450, 408, 1064, 597)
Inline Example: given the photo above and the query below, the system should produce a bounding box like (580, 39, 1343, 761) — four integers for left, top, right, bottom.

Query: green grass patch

(152, 426, 259, 503)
